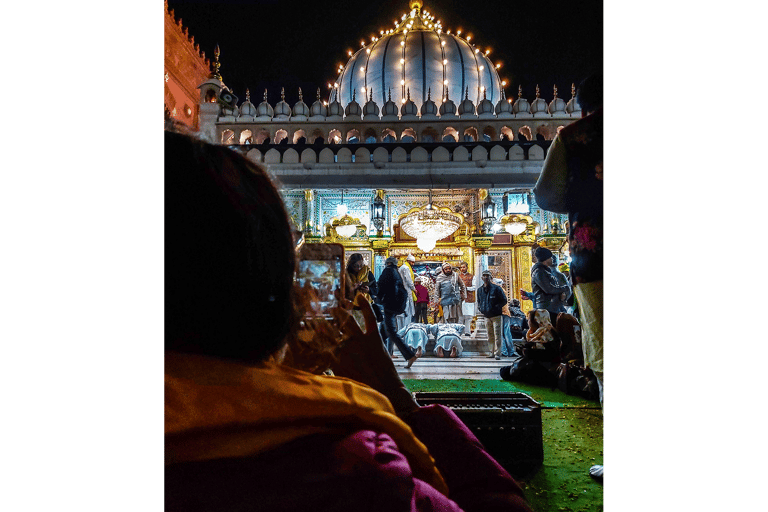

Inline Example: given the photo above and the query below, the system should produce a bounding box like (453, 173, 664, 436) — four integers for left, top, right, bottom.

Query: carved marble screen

(487, 250, 513, 302)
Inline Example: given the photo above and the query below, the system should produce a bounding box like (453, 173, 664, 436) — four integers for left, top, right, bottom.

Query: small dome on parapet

(363, 89, 380, 117)
(421, 88, 438, 116)
(239, 88, 256, 117)
(310, 88, 327, 117)
(548, 85, 566, 114)
(439, 89, 457, 116)
(529, 84, 548, 114)
(257, 89, 274, 117)
(382, 88, 399, 117)
(274, 88, 292, 117)
(495, 88, 513, 115)
(458, 87, 476, 115)
(344, 89, 362, 117)
(292, 88, 310, 117)
(327, 95, 344, 117)
(477, 89, 494, 115)
(400, 88, 418, 117)
(512, 85, 530, 114)
(565, 83, 581, 114)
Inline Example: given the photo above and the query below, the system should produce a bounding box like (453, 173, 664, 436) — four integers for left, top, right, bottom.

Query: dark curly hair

(164, 131, 298, 363)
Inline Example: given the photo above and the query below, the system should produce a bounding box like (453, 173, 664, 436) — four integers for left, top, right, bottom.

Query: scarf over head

(165, 352, 448, 494)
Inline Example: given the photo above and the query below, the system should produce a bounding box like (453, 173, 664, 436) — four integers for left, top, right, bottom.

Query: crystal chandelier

(400, 199, 463, 252)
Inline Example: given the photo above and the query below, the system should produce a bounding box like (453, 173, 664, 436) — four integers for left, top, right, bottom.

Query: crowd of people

(164, 72, 603, 507)
(345, 251, 539, 364)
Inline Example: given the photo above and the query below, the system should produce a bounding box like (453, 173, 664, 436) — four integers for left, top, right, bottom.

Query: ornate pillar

(511, 219, 539, 316)
(371, 238, 391, 279)
(303, 190, 315, 236)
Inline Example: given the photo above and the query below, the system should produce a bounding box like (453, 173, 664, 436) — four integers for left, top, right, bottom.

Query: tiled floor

(394, 333, 516, 380)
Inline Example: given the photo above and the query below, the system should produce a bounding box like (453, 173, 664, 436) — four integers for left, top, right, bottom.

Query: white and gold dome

(329, 0, 503, 114)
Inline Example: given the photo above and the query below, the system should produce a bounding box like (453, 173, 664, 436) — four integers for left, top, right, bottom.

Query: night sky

(166, 0, 602, 106)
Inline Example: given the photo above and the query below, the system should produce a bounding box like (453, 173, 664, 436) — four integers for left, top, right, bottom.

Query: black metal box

(412, 392, 543, 477)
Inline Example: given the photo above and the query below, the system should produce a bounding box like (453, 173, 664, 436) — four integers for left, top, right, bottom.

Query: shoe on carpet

(405, 355, 418, 368)
(589, 464, 603, 483)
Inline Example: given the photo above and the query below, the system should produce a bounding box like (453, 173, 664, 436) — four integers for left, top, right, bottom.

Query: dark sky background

(166, 0, 602, 106)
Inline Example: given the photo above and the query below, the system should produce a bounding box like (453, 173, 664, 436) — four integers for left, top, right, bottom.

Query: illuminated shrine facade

(187, 1, 581, 312)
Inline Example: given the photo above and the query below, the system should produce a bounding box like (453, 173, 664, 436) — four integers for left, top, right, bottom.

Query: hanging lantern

(371, 190, 386, 233)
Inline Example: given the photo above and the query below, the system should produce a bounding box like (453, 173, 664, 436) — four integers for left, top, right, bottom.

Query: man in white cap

(457, 261, 477, 337)
(436, 262, 466, 324)
(397, 254, 417, 330)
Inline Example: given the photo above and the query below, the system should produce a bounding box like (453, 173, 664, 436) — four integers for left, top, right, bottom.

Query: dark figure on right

(533, 72, 603, 482)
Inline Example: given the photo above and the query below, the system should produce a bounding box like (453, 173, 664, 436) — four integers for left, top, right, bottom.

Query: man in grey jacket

(531, 247, 570, 325)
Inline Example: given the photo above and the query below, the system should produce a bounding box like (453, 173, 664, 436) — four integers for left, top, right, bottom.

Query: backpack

(392, 271, 408, 315)
(499, 356, 557, 388)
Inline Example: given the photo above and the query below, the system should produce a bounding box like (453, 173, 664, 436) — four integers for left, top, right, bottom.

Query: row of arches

(221, 124, 566, 145)
(245, 142, 548, 165)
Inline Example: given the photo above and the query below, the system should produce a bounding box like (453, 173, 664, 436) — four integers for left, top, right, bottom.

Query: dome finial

(352, 89, 356, 102)
(535, 84, 540, 98)
(317, 87, 321, 100)
(211, 44, 222, 80)
(409, 1, 423, 14)
(571, 83, 576, 99)
(428, 87, 431, 100)
(553, 84, 558, 99)
(388, 88, 392, 101)
(263, 89, 268, 102)
(465, 87, 469, 100)
(483, 88, 487, 100)
(299, 87, 303, 101)
(518, 85, 523, 98)
(246, 88, 250, 102)
(444, 86, 449, 101)
(281, 87, 285, 101)
(407, 87, 411, 100)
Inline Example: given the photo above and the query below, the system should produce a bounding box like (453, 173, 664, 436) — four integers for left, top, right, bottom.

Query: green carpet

(403, 379, 603, 512)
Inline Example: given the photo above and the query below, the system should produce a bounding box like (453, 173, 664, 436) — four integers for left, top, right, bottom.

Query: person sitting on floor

(164, 130, 533, 512)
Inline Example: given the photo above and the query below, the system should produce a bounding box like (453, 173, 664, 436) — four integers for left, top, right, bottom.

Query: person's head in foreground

(165, 130, 297, 364)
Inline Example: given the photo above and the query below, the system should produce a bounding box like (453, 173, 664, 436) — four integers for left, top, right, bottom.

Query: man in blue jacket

(476, 270, 507, 360)
(377, 256, 418, 368)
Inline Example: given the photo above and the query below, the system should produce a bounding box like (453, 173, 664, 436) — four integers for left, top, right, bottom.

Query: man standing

(531, 247, 571, 325)
(476, 270, 507, 360)
(457, 261, 477, 336)
(377, 256, 418, 368)
(397, 254, 417, 330)
(533, 73, 603, 480)
(548, 254, 572, 315)
(435, 262, 466, 324)
(413, 277, 430, 324)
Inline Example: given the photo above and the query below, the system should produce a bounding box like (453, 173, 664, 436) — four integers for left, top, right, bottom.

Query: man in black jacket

(377, 256, 418, 368)
(531, 247, 570, 325)
(476, 270, 507, 360)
